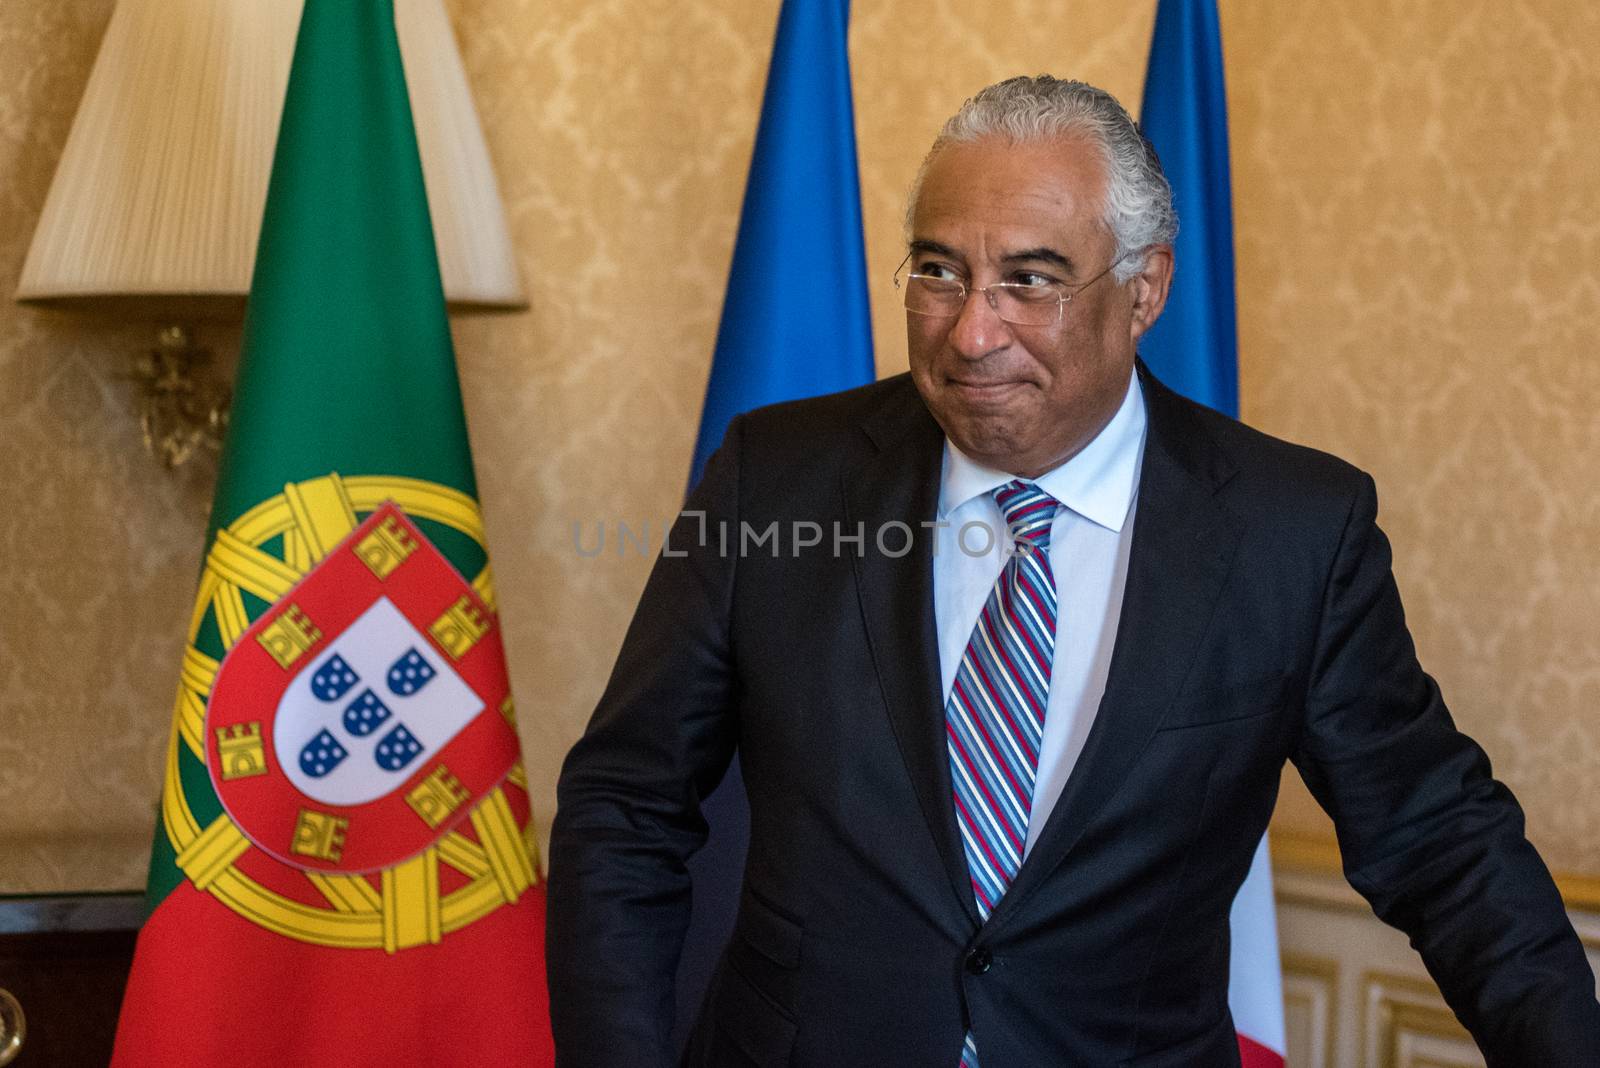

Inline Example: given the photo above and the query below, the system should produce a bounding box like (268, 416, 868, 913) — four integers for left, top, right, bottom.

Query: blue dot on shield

(342, 688, 393, 737)
(386, 648, 437, 696)
(374, 723, 424, 772)
(298, 729, 348, 778)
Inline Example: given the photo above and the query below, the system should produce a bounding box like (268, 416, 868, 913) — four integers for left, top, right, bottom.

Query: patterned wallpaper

(1224, 0, 1600, 877)
(1, 0, 1596, 894)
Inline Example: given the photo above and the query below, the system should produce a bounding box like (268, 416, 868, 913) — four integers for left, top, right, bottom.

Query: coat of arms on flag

(155, 474, 538, 958)
(206, 499, 519, 875)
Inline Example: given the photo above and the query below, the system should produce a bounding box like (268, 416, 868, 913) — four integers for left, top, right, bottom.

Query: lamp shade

(16, 0, 524, 317)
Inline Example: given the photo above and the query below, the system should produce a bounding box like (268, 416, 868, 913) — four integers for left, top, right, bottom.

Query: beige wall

(2, 0, 1597, 897)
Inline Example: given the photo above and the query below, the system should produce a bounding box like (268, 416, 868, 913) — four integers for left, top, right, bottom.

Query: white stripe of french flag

(1230, 837, 1287, 1066)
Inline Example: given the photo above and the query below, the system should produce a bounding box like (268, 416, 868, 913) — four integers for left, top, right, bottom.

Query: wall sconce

(15, 0, 524, 468)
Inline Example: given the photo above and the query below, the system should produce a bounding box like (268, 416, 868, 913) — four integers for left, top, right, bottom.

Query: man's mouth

(947, 378, 1026, 399)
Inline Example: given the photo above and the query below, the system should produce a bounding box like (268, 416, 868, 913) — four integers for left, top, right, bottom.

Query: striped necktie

(946, 480, 1059, 1068)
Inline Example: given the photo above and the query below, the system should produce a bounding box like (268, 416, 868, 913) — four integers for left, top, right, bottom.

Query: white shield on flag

(274, 596, 484, 807)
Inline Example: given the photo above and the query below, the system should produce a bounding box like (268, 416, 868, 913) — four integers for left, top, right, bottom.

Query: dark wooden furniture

(0, 895, 143, 1067)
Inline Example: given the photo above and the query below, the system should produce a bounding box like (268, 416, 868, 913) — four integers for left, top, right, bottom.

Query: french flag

(1140, 0, 1288, 1064)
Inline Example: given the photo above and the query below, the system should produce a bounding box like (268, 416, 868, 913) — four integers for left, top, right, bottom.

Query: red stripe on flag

(113, 880, 553, 1067)
(1237, 1032, 1285, 1068)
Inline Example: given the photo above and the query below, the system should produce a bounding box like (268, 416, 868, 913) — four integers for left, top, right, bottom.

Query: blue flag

(688, 0, 875, 486)
(677, 0, 874, 1048)
(1138, 0, 1239, 418)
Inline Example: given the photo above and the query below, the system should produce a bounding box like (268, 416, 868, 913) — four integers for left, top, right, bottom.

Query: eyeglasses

(892, 251, 1130, 327)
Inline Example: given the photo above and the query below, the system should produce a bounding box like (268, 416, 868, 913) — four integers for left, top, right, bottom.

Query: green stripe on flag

(208, 0, 477, 544)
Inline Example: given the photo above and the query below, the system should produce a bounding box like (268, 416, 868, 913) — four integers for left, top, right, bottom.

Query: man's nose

(947, 285, 1012, 359)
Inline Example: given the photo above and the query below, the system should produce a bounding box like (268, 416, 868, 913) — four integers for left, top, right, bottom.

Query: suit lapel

(842, 381, 981, 927)
(986, 368, 1243, 930)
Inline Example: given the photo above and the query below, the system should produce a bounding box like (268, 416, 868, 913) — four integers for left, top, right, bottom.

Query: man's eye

(916, 262, 961, 281)
(1010, 272, 1056, 288)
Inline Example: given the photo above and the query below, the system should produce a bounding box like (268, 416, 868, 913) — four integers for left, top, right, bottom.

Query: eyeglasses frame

(892, 249, 1138, 327)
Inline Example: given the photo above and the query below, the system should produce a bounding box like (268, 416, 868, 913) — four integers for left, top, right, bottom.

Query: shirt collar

(937, 367, 1146, 532)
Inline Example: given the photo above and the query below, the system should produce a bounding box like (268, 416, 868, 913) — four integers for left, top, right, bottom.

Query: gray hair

(906, 76, 1177, 283)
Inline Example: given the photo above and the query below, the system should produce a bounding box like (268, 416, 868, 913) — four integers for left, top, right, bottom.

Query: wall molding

(1359, 970, 1481, 1068)
(1282, 952, 1339, 1068)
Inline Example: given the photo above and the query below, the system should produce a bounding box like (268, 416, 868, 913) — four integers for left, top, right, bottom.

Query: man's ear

(1127, 244, 1174, 342)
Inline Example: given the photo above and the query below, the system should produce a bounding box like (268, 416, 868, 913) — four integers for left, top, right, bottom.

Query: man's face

(905, 135, 1171, 478)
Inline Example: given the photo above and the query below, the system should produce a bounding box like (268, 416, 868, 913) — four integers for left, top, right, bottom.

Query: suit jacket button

(965, 947, 992, 975)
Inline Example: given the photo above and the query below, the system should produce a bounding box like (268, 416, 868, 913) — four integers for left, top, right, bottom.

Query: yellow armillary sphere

(162, 473, 539, 954)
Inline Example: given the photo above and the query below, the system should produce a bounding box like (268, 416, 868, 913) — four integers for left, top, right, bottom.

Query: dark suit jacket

(547, 367, 1600, 1067)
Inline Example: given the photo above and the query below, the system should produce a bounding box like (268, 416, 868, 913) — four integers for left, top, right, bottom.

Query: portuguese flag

(111, 2, 553, 1064)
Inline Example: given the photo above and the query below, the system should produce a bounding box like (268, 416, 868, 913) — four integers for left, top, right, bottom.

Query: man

(547, 76, 1600, 1067)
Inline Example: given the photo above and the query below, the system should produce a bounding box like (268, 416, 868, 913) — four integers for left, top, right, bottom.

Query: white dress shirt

(933, 369, 1146, 857)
